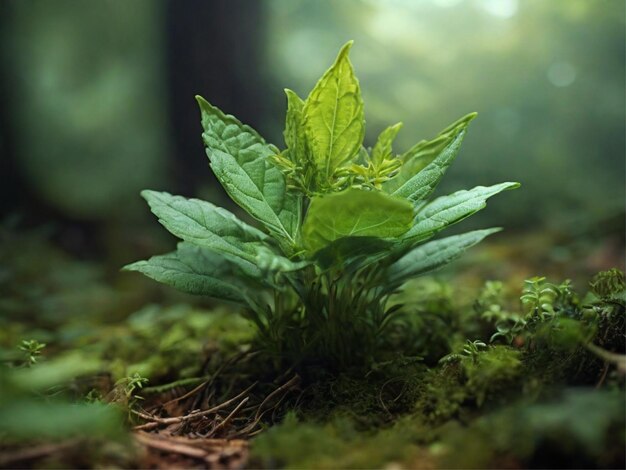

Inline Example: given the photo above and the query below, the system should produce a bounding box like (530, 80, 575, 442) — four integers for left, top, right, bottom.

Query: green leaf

(303, 41, 365, 182)
(10, 353, 104, 391)
(371, 122, 402, 166)
(209, 149, 301, 248)
(255, 246, 310, 277)
(0, 401, 123, 440)
(283, 88, 307, 163)
(313, 236, 393, 271)
(402, 182, 520, 245)
(388, 228, 501, 286)
(384, 113, 477, 193)
(141, 190, 268, 269)
(196, 96, 300, 245)
(390, 128, 467, 203)
(123, 243, 253, 305)
(302, 188, 413, 253)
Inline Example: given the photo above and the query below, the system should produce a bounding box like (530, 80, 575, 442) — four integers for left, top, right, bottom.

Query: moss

(439, 389, 626, 469)
(463, 346, 522, 407)
(251, 412, 435, 469)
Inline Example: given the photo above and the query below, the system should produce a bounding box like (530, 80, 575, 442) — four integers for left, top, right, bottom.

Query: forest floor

(0, 219, 624, 469)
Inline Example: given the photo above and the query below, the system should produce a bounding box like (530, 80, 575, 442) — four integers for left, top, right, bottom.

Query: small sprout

(521, 276, 558, 318)
(18, 339, 46, 367)
(112, 373, 149, 416)
(440, 340, 488, 365)
(85, 389, 103, 403)
(490, 313, 527, 344)
(123, 372, 149, 399)
(463, 340, 487, 356)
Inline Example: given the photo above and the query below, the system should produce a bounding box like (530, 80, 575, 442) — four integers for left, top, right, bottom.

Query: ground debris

(130, 373, 301, 468)
(135, 432, 248, 469)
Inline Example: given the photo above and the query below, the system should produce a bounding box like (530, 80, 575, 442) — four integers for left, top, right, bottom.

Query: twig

(254, 374, 300, 420)
(132, 381, 257, 429)
(378, 376, 404, 417)
(270, 388, 293, 423)
(210, 397, 249, 436)
(134, 432, 207, 459)
(160, 379, 209, 407)
(595, 362, 610, 388)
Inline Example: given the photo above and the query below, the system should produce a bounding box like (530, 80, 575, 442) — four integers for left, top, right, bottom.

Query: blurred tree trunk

(165, 0, 270, 202)
(0, 2, 34, 218)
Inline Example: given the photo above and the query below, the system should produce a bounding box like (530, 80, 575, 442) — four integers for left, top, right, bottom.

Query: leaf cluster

(125, 42, 518, 369)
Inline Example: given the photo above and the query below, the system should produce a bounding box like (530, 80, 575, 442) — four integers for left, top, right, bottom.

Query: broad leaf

(402, 182, 519, 245)
(141, 190, 267, 271)
(303, 41, 364, 182)
(387, 228, 501, 287)
(391, 129, 467, 203)
(197, 96, 300, 245)
(313, 236, 393, 271)
(302, 188, 413, 253)
(123, 243, 252, 305)
(384, 113, 476, 193)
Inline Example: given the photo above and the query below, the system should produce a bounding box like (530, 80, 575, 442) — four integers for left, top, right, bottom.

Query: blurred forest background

(0, 0, 624, 292)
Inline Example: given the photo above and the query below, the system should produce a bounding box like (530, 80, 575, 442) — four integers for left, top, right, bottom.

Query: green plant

(489, 276, 577, 344)
(589, 268, 625, 301)
(111, 373, 149, 416)
(440, 340, 487, 364)
(124, 41, 518, 369)
(18, 339, 46, 367)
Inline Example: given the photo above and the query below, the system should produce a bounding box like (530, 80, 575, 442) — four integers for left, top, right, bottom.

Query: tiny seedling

(125, 41, 519, 368)
(18, 339, 46, 367)
(111, 372, 149, 416)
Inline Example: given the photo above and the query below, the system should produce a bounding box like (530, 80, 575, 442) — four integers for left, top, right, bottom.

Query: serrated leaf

(283, 89, 307, 164)
(384, 113, 476, 193)
(402, 182, 520, 245)
(303, 41, 365, 183)
(371, 122, 402, 166)
(390, 129, 467, 203)
(196, 96, 300, 245)
(209, 149, 301, 247)
(141, 190, 268, 271)
(302, 188, 413, 253)
(387, 228, 501, 287)
(123, 243, 252, 305)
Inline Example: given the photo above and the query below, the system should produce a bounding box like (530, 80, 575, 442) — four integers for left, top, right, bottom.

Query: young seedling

(18, 339, 46, 367)
(125, 41, 519, 369)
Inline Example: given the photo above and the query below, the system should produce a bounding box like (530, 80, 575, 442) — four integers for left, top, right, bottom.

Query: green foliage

(110, 373, 149, 418)
(589, 268, 626, 300)
(0, 352, 124, 443)
(18, 339, 46, 367)
(441, 389, 626, 469)
(488, 276, 578, 344)
(303, 41, 365, 191)
(479, 271, 625, 387)
(301, 189, 413, 252)
(251, 412, 430, 469)
(520, 276, 573, 318)
(431, 344, 522, 413)
(126, 41, 518, 369)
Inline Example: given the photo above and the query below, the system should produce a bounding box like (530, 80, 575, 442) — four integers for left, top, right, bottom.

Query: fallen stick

(132, 381, 257, 429)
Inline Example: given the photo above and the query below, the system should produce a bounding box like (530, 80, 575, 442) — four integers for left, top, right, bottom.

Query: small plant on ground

(125, 41, 518, 369)
(18, 339, 46, 367)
